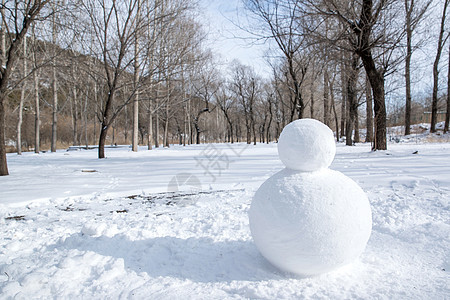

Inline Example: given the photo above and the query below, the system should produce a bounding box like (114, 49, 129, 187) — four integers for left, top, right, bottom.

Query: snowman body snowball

(249, 119, 372, 277)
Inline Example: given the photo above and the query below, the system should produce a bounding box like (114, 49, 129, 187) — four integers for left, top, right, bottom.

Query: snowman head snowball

(249, 119, 372, 277)
(278, 118, 336, 171)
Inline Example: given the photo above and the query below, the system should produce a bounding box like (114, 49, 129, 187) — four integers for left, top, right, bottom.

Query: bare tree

(82, 0, 150, 158)
(32, 24, 40, 154)
(245, 0, 309, 120)
(345, 53, 359, 146)
(230, 61, 260, 145)
(365, 74, 374, 142)
(17, 36, 27, 155)
(446, 40, 450, 133)
(430, 0, 449, 133)
(318, 0, 405, 150)
(0, 0, 50, 175)
(216, 85, 236, 143)
(404, 0, 431, 135)
(131, 0, 141, 152)
(191, 74, 217, 144)
(50, 1, 58, 152)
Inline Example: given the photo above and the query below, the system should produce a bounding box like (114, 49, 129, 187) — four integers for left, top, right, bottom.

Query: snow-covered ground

(1, 139, 449, 299)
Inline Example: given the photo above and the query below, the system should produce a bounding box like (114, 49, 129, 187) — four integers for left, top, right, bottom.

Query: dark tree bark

(246, 0, 307, 121)
(404, 0, 431, 135)
(329, 75, 340, 141)
(346, 54, 359, 146)
(51, 3, 58, 152)
(431, 0, 449, 133)
(323, 67, 330, 126)
(310, 63, 315, 119)
(0, 1, 49, 175)
(354, 0, 387, 150)
(446, 40, 450, 133)
(194, 108, 208, 144)
(354, 108, 360, 143)
(98, 91, 115, 159)
(404, 0, 413, 136)
(325, 0, 388, 149)
(362, 55, 386, 150)
(365, 75, 374, 143)
(340, 59, 346, 139)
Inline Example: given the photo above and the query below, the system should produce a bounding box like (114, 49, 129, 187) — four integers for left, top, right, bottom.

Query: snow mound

(249, 168, 372, 276)
(277, 119, 336, 171)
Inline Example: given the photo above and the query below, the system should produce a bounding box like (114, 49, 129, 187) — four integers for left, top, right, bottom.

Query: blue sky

(199, 0, 271, 77)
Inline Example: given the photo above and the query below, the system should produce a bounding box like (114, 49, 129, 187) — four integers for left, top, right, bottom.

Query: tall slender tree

(365, 75, 374, 143)
(0, 0, 50, 176)
(32, 24, 40, 154)
(404, 0, 431, 135)
(430, 0, 449, 133)
(319, 0, 405, 150)
(132, 0, 142, 152)
(51, 1, 59, 152)
(445, 40, 450, 133)
(245, 0, 309, 120)
(17, 36, 27, 155)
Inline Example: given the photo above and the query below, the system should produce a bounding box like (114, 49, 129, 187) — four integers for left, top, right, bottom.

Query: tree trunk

(445, 40, 450, 133)
(324, 68, 330, 126)
(132, 1, 141, 152)
(83, 90, 89, 149)
(164, 103, 169, 147)
(51, 65, 58, 152)
(229, 120, 234, 143)
(183, 102, 187, 146)
(346, 55, 358, 146)
(93, 83, 98, 144)
(364, 60, 387, 150)
(155, 99, 159, 148)
(431, 0, 448, 133)
(252, 118, 256, 145)
(98, 125, 108, 159)
(132, 70, 139, 151)
(34, 67, 40, 153)
(404, 0, 413, 136)
(267, 102, 273, 143)
(98, 89, 115, 158)
(354, 109, 360, 143)
(365, 75, 374, 143)
(111, 122, 115, 146)
(246, 118, 251, 144)
(195, 118, 201, 144)
(287, 56, 304, 120)
(0, 0, 5, 69)
(17, 89, 25, 155)
(17, 36, 27, 155)
(0, 1, 7, 171)
(72, 85, 78, 146)
(147, 106, 153, 150)
(0, 95, 7, 174)
(351, 0, 387, 150)
(0, 1, 47, 175)
(51, 5, 58, 152)
(330, 78, 339, 141)
(310, 65, 315, 119)
(340, 59, 346, 139)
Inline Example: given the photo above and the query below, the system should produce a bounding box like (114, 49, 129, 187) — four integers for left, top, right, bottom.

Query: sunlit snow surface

(0, 141, 449, 299)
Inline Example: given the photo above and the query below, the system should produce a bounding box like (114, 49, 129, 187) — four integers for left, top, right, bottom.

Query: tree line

(0, 0, 449, 176)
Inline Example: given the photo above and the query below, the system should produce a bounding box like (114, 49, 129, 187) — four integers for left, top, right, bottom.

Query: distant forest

(0, 0, 449, 176)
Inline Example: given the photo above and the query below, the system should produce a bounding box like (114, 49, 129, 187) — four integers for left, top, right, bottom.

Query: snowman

(249, 119, 372, 277)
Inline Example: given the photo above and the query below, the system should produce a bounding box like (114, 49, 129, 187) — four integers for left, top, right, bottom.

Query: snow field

(0, 141, 449, 299)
